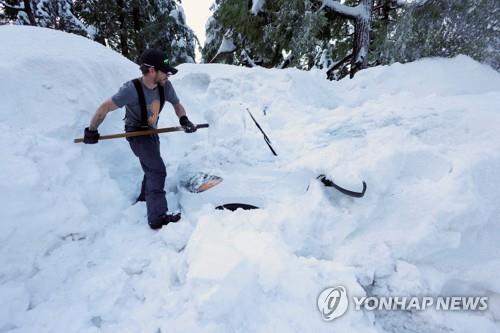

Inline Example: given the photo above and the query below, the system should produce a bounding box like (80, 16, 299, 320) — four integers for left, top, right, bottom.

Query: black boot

(148, 213, 181, 230)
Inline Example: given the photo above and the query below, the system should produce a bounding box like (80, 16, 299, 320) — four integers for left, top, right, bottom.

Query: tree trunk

(321, 0, 374, 79)
(116, 0, 129, 57)
(132, 0, 143, 58)
(383, 0, 391, 20)
(350, 0, 373, 78)
(23, 0, 36, 25)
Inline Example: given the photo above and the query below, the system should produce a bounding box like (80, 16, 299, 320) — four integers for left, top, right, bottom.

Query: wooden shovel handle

(74, 124, 209, 143)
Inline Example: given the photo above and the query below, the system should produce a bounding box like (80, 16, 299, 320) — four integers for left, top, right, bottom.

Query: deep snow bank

(1, 25, 500, 333)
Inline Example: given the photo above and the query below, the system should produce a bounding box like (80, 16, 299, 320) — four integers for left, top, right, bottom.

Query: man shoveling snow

(82, 49, 197, 229)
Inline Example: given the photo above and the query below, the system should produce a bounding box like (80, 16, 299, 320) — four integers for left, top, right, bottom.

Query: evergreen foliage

(379, 0, 499, 70)
(202, 0, 499, 78)
(1, 0, 197, 65)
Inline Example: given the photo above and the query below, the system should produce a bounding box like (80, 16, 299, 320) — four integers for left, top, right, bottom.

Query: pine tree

(202, 12, 224, 63)
(204, 0, 331, 69)
(369, 0, 399, 65)
(204, 0, 378, 78)
(1, 0, 197, 64)
(74, 0, 197, 64)
(1, 0, 89, 37)
(202, 0, 499, 78)
(1, 0, 40, 26)
(202, 12, 236, 64)
(380, 0, 500, 70)
(141, 0, 197, 64)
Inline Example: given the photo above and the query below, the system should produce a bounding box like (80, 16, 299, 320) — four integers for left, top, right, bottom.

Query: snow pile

(1, 25, 500, 333)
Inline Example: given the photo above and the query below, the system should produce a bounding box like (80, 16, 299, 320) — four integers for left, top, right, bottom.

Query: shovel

(74, 124, 209, 143)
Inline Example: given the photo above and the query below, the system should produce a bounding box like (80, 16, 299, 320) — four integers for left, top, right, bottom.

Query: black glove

(179, 116, 197, 133)
(83, 127, 100, 144)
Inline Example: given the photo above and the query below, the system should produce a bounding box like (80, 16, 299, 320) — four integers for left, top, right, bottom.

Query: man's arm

(173, 102, 197, 133)
(173, 102, 187, 119)
(89, 99, 119, 130)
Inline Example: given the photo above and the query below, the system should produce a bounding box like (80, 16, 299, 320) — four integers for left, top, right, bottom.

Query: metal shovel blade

(180, 172, 223, 193)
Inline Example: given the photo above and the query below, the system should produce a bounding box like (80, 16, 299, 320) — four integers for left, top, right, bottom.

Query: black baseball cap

(140, 49, 178, 75)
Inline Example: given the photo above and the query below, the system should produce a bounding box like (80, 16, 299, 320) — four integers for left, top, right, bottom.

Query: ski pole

(246, 108, 278, 156)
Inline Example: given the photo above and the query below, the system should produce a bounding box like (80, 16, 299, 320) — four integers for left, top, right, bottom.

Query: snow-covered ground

(1, 25, 500, 333)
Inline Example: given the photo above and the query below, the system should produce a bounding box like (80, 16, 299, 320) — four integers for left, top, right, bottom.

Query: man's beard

(155, 74, 166, 86)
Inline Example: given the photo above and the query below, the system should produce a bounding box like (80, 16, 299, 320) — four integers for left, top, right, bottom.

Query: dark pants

(128, 135, 167, 223)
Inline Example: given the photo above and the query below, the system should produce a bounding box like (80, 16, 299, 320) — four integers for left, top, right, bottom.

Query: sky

(181, 0, 214, 62)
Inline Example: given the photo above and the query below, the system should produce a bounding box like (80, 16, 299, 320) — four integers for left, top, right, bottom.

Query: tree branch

(326, 53, 352, 78)
(0, 1, 25, 11)
(320, 0, 365, 20)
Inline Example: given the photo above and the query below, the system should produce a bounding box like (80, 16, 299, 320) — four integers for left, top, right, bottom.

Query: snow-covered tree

(379, 0, 500, 70)
(1, 0, 89, 37)
(74, 0, 196, 64)
(201, 1, 235, 64)
(202, 0, 499, 78)
(320, 0, 374, 78)
(1, 0, 197, 64)
(39, 0, 89, 35)
(1, 0, 37, 25)
(139, 0, 197, 64)
(203, 0, 378, 77)
(203, 0, 331, 69)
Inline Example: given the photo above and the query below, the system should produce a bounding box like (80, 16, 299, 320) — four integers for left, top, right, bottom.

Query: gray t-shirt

(112, 79, 180, 129)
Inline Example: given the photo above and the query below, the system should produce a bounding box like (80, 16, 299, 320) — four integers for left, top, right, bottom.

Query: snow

(251, 0, 266, 15)
(169, 8, 188, 27)
(397, 0, 429, 5)
(1, 25, 500, 332)
(215, 35, 236, 55)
